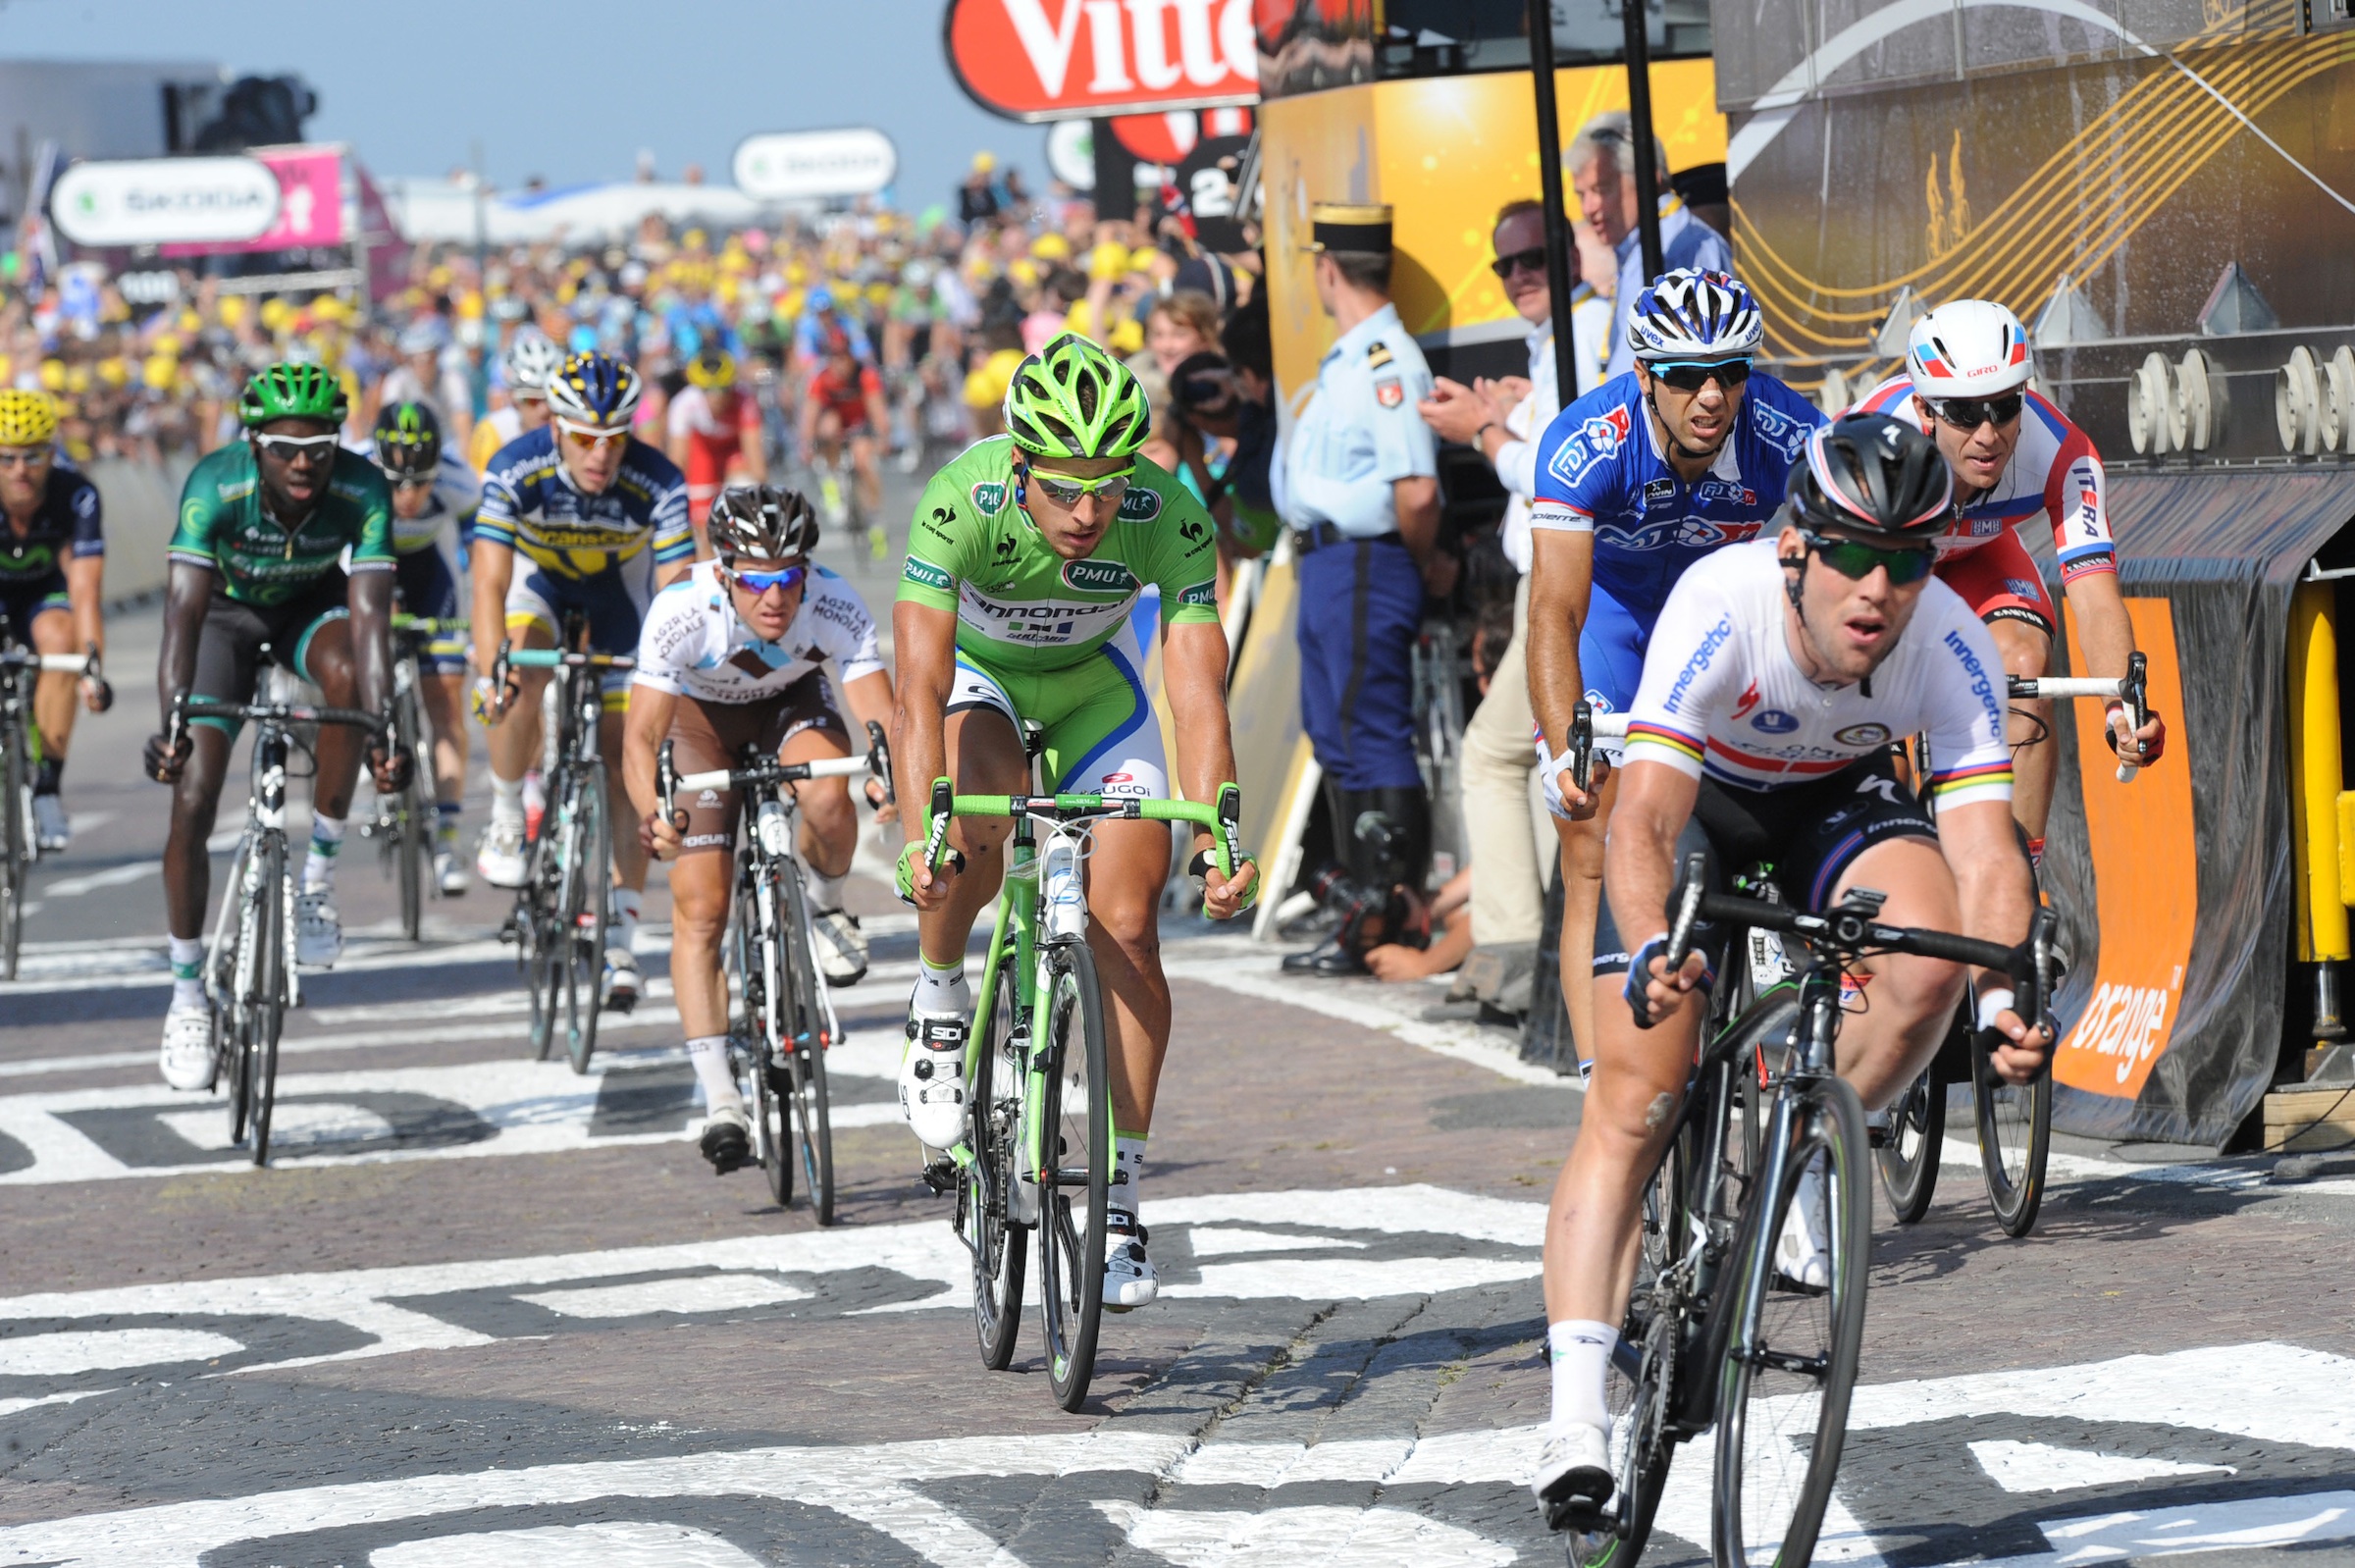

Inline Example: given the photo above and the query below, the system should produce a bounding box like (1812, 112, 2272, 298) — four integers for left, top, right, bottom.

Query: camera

(1300, 808, 1430, 959)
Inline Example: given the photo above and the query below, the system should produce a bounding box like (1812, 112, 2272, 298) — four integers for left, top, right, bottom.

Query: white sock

(808, 867, 848, 913)
(686, 1034, 740, 1111)
(912, 954, 968, 1018)
(1112, 1132, 1147, 1222)
(302, 813, 344, 893)
(169, 936, 205, 1010)
(490, 774, 525, 829)
(1547, 1319, 1616, 1436)
(611, 886, 642, 953)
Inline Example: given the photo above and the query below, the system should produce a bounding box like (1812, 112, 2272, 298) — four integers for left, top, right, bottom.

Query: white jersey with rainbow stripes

(1622, 540, 2015, 809)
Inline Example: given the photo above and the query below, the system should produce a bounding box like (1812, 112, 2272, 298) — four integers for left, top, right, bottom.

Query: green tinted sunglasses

(1803, 531, 1937, 585)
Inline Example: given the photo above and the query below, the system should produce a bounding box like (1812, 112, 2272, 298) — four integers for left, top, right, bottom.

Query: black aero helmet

(372, 399, 443, 480)
(1788, 413, 1954, 540)
(708, 485, 819, 563)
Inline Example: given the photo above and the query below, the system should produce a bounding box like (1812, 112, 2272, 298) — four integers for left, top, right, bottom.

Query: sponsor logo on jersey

(1941, 627, 2004, 740)
(1835, 722, 1891, 747)
(696, 789, 721, 808)
(2005, 577, 2043, 601)
(903, 556, 953, 592)
(1642, 477, 1676, 507)
(1663, 613, 1734, 714)
(1116, 485, 1164, 522)
(1062, 557, 1138, 594)
(1692, 478, 1758, 508)
(1586, 405, 1633, 450)
(1732, 681, 1762, 721)
(1178, 580, 1217, 607)
(918, 504, 959, 541)
(1749, 401, 1808, 454)
(968, 481, 1009, 514)
(1968, 517, 2005, 537)
(1673, 518, 1762, 549)
(1752, 708, 1800, 733)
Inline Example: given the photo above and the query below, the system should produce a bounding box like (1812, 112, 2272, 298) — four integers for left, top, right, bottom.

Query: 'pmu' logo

(1061, 558, 1137, 594)
(1117, 487, 1163, 522)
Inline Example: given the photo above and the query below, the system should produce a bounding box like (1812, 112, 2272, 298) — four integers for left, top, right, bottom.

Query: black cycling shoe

(700, 1106, 752, 1174)
(1281, 934, 1366, 976)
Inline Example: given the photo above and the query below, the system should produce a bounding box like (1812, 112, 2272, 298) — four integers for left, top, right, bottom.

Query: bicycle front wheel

(1713, 1074, 1871, 1568)
(775, 859, 834, 1225)
(561, 762, 610, 1075)
(521, 816, 563, 1061)
(0, 717, 26, 981)
(1877, 1053, 1947, 1226)
(1974, 1044, 2052, 1237)
(1034, 940, 1110, 1413)
(968, 944, 1027, 1371)
(247, 838, 289, 1168)
(738, 872, 793, 1208)
(393, 689, 428, 941)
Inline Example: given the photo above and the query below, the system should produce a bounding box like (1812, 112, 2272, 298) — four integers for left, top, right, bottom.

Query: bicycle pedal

(918, 1159, 957, 1196)
(1866, 1124, 1892, 1149)
(1544, 1493, 1612, 1535)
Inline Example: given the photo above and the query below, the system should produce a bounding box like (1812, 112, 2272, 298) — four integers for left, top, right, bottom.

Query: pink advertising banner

(163, 147, 342, 256)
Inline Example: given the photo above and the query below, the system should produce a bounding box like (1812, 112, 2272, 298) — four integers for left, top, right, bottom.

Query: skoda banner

(946, 0, 1260, 123)
(732, 129, 899, 202)
(49, 157, 281, 249)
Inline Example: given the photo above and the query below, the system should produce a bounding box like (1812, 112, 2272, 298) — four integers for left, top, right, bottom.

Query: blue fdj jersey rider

(1529, 415, 2055, 1525)
(0, 390, 111, 855)
(370, 400, 482, 896)
(469, 351, 693, 1013)
(145, 365, 411, 1092)
(1524, 269, 1824, 1065)
(893, 334, 1259, 1312)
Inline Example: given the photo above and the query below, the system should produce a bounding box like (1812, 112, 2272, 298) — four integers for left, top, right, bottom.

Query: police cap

(1309, 203, 1393, 254)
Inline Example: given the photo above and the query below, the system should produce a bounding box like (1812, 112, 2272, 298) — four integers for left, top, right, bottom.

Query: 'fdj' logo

(1062, 558, 1138, 594)
(969, 481, 1009, 513)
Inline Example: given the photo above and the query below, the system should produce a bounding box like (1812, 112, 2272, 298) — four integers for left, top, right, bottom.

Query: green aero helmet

(1003, 333, 1150, 461)
(238, 362, 348, 428)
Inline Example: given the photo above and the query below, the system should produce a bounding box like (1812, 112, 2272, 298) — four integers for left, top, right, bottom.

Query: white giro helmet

(1627, 269, 1764, 363)
(1905, 300, 2033, 398)
(502, 329, 564, 394)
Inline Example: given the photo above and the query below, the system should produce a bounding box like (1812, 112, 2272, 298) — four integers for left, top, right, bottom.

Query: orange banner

(2052, 599, 2195, 1099)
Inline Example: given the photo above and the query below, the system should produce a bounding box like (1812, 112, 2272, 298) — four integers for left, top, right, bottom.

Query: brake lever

(1570, 701, 1595, 797)
(2117, 650, 2148, 783)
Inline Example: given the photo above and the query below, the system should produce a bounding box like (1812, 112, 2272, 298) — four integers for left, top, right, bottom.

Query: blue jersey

(1530, 371, 1824, 621)
(473, 425, 693, 583)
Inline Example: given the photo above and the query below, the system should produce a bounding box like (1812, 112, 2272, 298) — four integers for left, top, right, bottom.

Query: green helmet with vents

(1003, 333, 1150, 461)
(238, 362, 348, 428)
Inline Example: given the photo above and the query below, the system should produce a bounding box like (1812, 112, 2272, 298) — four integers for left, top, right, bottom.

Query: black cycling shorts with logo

(189, 574, 350, 734)
(1592, 752, 1939, 976)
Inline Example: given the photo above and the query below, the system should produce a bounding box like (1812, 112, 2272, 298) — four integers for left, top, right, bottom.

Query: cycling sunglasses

(251, 432, 342, 459)
(1803, 530, 1937, 585)
(727, 561, 810, 595)
(1489, 245, 1548, 281)
(1026, 464, 1134, 507)
(1648, 359, 1753, 393)
(1928, 392, 2025, 430)
(0, 448, 50, 468)
(556, 420, 628, 453)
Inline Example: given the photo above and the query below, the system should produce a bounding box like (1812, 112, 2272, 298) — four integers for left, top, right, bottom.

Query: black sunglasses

(1802, 530, 1937, 585)
(1648, 359, 1753, 393)
(1489, 245, 1548, 281)
(1929, 392, 2024, 430)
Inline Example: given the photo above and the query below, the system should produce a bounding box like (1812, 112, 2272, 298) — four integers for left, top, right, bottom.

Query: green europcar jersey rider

(168, 443, 395, 607)
(896, 435, 1219, 799)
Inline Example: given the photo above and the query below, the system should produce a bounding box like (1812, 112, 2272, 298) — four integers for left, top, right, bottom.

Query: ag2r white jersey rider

(632, 559, 884, 705)
(1623, 540, 2015, 810)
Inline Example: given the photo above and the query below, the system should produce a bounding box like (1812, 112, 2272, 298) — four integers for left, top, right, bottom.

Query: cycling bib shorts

(948, 620, 1168, 799)
(666, 673, 849, 856)
(506, 556, 652, 707)
(189, 575, 349, 736)
(393, 545, 467, 674)
(1934, 527, 2057, 639)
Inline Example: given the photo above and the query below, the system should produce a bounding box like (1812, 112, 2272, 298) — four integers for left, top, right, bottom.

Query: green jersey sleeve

(342, 457, 397, 572)
(1132, 460, 1221, 624)
(898, 466, 979, 613)
(166, 448, 236, 575)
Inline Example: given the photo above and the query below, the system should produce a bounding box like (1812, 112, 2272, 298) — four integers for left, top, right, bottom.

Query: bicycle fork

(1726, 979, 1844, 1376)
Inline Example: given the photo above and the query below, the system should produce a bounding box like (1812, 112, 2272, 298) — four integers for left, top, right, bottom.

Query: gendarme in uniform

(1277, 203, 1439, 807)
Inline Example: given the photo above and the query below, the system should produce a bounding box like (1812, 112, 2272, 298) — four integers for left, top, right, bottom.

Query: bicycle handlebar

(654, 725, 894, 831)
(181, 695, 389, 733)
(504, 647, 634, 671)
(2010, 651, 2147, 783)
(923, 777, 1242, 882)
(1566, 702, 1631, 796)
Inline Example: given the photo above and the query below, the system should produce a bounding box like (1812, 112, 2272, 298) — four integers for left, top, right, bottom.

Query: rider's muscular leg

(601, 708, 650, 895)
(1828, 835, 1969, 1110)
(487, 623, 555, 784)
(917, 710, 1023, 968)
(1989, 617, 2056, 844)
(1083, 818, 1175, 1135)
(423, 672, 467, 806)
(29, 609, 78, 766)
(1552, 774, 1615, 1068)
(782, 728, 858, 880)
(303, 624, 366, 821)
(666, 848, 732, 1039)
(163, 727, 234, 939)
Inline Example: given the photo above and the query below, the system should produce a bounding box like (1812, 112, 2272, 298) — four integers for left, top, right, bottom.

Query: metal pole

(1620, 0, 1664, 282)
(1527, 0, 1579, 411)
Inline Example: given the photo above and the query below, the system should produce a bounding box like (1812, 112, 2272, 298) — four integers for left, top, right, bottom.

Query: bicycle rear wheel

(1974, 1046, 2052, 1237)
(737, 871, 793, 1208)
(247, 838, 288, 1167)
(520, 808, 563, 1061)
(0, 718, 26, 981)
(774, 859, 835, 1225)
(1712, 1075, 1871, 1568)
(561, 762, 610, 1075)
(393, 688, 427, 941)
(1035, 940, 1110, 1413)
(1877, 1053, 1947, 1226)
(968, 944, 1027, 1371)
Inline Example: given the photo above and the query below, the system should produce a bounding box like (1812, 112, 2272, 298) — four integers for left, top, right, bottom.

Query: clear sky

(0, 0, 1048, 213)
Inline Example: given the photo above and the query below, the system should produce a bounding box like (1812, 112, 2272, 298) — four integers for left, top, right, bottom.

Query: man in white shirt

(1570, 112, 1734, 381)
(1417, 200, 1609, 958)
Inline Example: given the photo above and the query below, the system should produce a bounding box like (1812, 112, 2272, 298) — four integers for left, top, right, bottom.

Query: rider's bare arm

(154, 559, 213, 737)
(620, 682, 679, 856)
(890, 598, 961, 904)
(66, 553, 103, 661)
(1527, 528, 1601, 810)
(467, 535, 516, 686)
(1602, 758, 1709, 1014)
(840, 668, 898, 824)
(2059, 569, 2167, 761)
(347, 567, 396, 723)
(1162, 619, 1256, 915)
(1938, 796, 2050, 1079)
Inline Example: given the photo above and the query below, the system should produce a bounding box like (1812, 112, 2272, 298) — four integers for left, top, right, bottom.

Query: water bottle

(1042, 839, 1085, 941)
(756, 798, 794, 858)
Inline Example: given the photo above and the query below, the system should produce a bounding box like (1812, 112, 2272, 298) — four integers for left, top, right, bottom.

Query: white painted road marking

(0, 1327, 242, 1377)
(370, 1521, 763, 1568)
(517, 1273, 812, 1319)
(1970, 1438, 2232, 1492)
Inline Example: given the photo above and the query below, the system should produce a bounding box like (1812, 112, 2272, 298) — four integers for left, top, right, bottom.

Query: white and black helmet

(1627, 268, 1765, 363)
(1905, 299, 2033, 399)
(502, 329, 563, 395)
(708, 485, 819, 563)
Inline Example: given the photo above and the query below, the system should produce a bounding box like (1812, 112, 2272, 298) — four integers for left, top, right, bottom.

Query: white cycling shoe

(1775, 1157, 1834, 1292)
(899, 1013, 969, 1151)
(476, 818, 529, 889)
(294, 890, 343, 967)
(32, 793, 69, 853)
(434, 848, 470, 896)
(601, 948, 641, 1014)
(1102, 1214, 1158, 1311)
(811, 909, 868, 986)
(159, 1004, 215, 1091)
(1532, 1421, 1615, 1526)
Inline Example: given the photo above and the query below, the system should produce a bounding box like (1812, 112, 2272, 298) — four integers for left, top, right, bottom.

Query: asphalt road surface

(4, 480, 2354, 1567)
